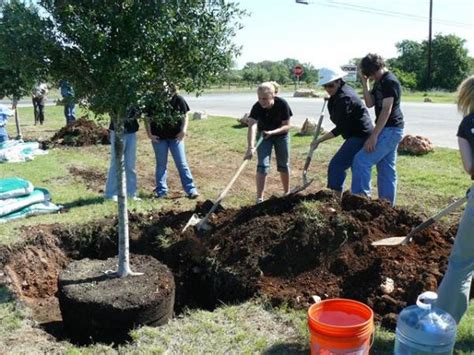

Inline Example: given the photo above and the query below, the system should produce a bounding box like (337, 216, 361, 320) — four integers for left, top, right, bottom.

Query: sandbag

(0, 188, 50, 217)
(0, 178, 34, 199)
(0, 201, 61, 223)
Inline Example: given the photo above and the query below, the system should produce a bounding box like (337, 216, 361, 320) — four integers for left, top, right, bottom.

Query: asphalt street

(2, 93, 460, 149)
(183, 92, 460, 149)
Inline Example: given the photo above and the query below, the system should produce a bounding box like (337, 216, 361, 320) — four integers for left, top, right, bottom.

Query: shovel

(372, 195, 467, 246)
(182, 136, 264, 233)
(290, 98, 328, 194)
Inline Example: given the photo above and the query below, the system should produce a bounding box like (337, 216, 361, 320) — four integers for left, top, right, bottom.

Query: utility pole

(427, 0, 433, 89)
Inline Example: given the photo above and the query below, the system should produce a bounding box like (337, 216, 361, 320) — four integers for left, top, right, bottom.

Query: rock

(293, 89, 319, 98)
(380, 277, 395, 294)
(310, 295, 322, 304)
(299, 118, 317, 136)
(424, 97, 433, 102)
(193, 111, 208, 120)
(236, 113, 250, 126)
(398, 135, 434, 155)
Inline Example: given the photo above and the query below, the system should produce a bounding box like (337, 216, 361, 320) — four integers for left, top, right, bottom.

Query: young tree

(14, 0, 244, 277)
(0, 0, 51, 139)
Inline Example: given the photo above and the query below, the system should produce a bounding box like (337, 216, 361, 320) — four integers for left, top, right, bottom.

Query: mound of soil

(49, 117, 110, 147)
(1, 191, 463, 338)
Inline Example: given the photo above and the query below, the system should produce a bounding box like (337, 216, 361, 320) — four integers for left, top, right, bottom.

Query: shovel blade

(182, 213, 202, 233)
(290, 178, 314, 195)
(371, 236, 409, 246)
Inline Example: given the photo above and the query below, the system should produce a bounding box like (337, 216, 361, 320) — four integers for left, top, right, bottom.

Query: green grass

(0, 105, 472, 353)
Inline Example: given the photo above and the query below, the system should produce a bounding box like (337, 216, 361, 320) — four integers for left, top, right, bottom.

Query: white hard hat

(317, 67, 347, 86)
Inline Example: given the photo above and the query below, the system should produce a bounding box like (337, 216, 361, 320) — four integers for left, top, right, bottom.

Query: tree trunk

(12, 98, 22, 140)
(111, 112, 132, 277)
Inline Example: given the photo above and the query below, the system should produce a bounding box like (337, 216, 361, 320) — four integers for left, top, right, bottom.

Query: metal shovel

(290, 98, 328, 194)
(372, 195, 467, 246)
(182, 136, 264, 233)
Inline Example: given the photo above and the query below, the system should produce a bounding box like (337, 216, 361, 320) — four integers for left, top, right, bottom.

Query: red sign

(293, 65, 304, 77)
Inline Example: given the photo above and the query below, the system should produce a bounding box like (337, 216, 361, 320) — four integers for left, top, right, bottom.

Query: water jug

(394, 291, 457, 354)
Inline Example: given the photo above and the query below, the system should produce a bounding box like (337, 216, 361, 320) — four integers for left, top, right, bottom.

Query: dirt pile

(0, 191, 461, 335)
(48, 117, 110, 147)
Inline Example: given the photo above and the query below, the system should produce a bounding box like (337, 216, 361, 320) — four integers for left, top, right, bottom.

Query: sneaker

(187, 191, 200, 199)
(130, 196, 142, 201)
(105, 195, 118, 202)
(256, 197, 264, 204)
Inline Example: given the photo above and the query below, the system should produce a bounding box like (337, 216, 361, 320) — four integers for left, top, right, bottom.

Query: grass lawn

(0, 104, 472, 353)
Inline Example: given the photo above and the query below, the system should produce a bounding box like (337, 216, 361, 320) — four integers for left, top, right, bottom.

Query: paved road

(183, 92, 460, 149)
(2, 93, 460, 148)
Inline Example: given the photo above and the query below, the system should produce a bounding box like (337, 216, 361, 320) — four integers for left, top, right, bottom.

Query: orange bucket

(308, 298, 374, 355)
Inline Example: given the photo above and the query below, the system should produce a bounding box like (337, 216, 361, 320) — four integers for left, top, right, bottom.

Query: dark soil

(0, 191, 465, 344)
(46, 117, 110, 147)
(58, 254, 175, 343)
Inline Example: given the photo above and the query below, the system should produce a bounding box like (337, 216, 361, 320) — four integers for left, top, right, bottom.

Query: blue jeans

(0, 126, 8, 144)
(104, 131, 137, 198)
(351, 127, 404, 205)
(328, 137, 366, 192)
(152, 139, 197, 196)
(436, 186, 474, 323)
(64, 100, 76, 125)
(257, 133, 290, 174)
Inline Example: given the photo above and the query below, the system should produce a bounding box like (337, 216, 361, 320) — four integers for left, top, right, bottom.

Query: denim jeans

(436, 186, 474, 323)
(0, 126, 7, 144)
(104, 131, 137, 198)
(351, 127, 404, 205)
(256, 133, 290, 174)
(328, 137, 366, 192)
(152, 139, 197, 196)
(64, 100, 76, 125)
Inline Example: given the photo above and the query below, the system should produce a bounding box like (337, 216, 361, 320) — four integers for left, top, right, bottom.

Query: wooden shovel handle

(404, 195, 468, 243)
(303, 100, 327, 172)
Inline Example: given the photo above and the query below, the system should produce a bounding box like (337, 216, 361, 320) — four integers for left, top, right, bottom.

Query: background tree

(389, 34, 470, 90)
(14, 0, 245, 277)
(0, 0, 51, 138)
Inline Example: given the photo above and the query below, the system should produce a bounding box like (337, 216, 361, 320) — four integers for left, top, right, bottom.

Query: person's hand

(358, 70, 368, 85)
(364, 134, 378, 153)
(263, 130, 274, 139)
(149, 134, 160, 143)
(176, 130, 186, 141)
(244, 147, 256, 160)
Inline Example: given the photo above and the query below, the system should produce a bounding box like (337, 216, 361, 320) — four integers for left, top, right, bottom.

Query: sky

(232, 0, 474, 69)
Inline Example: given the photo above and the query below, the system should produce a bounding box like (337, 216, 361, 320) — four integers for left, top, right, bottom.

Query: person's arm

(245, 118, 258, 159)
(458, 137, 474, 177)
(364, 97, 393, 152)
(311, 131, 335, 150)
(144, 116, 159, 143)
(263, 120, 290, 137)
(360, 73, 374, 108)
(176, 113, 189, 141)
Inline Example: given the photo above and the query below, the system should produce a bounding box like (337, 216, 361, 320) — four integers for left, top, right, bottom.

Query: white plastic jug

(394, 291, 457, 354)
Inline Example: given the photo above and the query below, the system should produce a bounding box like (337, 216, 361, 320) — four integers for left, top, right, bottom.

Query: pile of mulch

(48, 117, 110, 147)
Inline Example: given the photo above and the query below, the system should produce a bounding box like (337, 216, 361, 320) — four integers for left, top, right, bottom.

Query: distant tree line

(214, 58, 319, 88)
(213, 34, 473, 92)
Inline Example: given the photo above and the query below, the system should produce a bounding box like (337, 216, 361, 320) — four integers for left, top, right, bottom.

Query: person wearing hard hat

(245, 81, 293, 203)
(351, 53, 404, 205)
(0, 105, 14, 144)
(311, 67, 374, 197)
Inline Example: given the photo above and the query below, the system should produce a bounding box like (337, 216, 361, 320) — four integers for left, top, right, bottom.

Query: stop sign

(293, 65, 304, 77)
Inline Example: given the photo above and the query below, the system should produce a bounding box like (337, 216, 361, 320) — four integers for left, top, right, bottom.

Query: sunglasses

(323, 82, 336, 89)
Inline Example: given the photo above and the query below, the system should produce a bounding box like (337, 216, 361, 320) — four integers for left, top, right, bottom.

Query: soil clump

(47, 117, 110, 147)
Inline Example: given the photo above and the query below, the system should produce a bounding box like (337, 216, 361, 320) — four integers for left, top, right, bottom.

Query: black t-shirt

(372, 71, 404, 128)
(249, 96, 292, 135)
(109, 107, 140, 134)
(149, 95, 190, 139)
(457, 113, 474, 180)
(328, 82, 373, 139)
